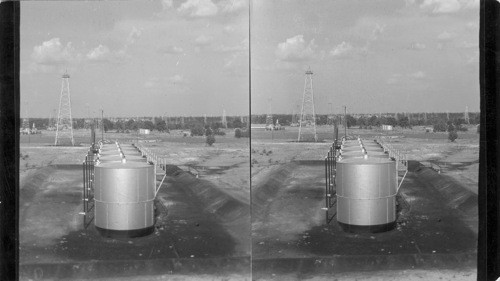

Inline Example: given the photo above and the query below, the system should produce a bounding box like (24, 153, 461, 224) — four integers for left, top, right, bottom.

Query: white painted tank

(94, 162, 155, 237)
(336, 157, 397, 233)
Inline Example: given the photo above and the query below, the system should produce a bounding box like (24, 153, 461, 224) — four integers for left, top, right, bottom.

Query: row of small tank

(93, 142, 157, 238)
(335, 138, 399, 233)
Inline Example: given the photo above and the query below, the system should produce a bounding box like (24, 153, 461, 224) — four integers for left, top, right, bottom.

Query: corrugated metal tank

(94, 162, 155, 237)
(336, 157, 397, 233)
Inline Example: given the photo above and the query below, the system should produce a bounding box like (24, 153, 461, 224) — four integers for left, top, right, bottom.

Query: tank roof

(338, 157, 393, 164)
(97, 162, 152, 169)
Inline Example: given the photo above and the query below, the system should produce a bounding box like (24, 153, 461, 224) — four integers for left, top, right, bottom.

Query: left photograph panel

(19, 1, 250, 279)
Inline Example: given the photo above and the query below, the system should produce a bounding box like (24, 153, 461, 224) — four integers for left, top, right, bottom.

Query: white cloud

(421, 0, 461, 13)
(87, 45, 111, 61)
(387, 72, 425, 83)
(459, 41, 478, 48)
(219, 0, 247, 14)
(419, 0, 478, 13)
(169, 74, 185, 84)
(223, 51, 248, 76)
(158, 45, 184, 54)
(194, 35, 213, 46)
(275, 35, 317, 62)
(126, 26, 142, 46)
(437, 31, 456, 41)
(409, 42, 426, 50)
(466, 21, 479, 30)
(224, 25, 236, 33)
(467, 50, 479, 64)
(215, 38, 248, 53)
(116, 26, 142, 58)
(368, 24, 385, 42)
(409, 71, 426, 79)
(144, 77, 160, 89)
(387, 77, 399, 85)
(161, 0, 173, 9)
(178, 0, 218, 17)
(329, 41, 353, 58)
(463, 0, 479, 9)
(387, 73, 402, 85)
(31, 38, 80, 65)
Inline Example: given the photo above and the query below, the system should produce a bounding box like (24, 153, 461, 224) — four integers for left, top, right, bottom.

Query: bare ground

(250, 125, 479, 281)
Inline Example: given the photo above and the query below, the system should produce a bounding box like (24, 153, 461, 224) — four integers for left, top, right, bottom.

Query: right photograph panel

(250, 1, 479, 279)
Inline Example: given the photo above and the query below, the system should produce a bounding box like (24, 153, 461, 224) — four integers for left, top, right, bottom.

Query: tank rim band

(95, 225, 155, 238)
(338, 221, 396, 233)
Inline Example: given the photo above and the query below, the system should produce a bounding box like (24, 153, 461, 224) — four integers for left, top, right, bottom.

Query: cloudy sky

(251, 0, 479, 115)
(21, 0, 249, 118)
(21, 0, 479, 118)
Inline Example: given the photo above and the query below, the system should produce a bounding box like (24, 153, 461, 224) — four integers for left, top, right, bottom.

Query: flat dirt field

(251, 125, 479, 281)
(19, 129, 251, 281)
(251, 125, 478, 193)
(18, 126, 479, 280)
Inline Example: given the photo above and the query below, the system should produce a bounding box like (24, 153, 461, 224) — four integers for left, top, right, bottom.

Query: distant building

(382, 125, 393, 131)
(139, 129, 151, 135)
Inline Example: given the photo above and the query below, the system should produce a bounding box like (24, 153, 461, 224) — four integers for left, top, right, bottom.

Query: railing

(133, 143, 169, 196)
(375, 137, 408, 191)
(81, 150, 95, 229)
(323, 140, 339, 224)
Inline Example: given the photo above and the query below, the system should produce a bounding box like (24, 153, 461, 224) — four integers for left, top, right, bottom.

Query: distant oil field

(19, 122, 478, 280)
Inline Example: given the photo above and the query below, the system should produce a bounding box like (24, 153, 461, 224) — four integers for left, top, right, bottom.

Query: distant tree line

(21, 112, 479, 132)
(21, 116, 248, 133)
(251, 112, 480, 129)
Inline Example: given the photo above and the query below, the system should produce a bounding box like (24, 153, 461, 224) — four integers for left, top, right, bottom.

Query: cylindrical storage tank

(94, 162, 155, 238)
(98, 149, 119, 154)
(338, 151, 365, 160)
(120, 145, 138, 150)
(364, 152, 390, 159)
(341, 146, 364, 152)
(363, 143, 383, 149)
(342, 140, 358, 146)
(123, 155, 147, 162)
(98, 152, 122, 158)
(336, 158, 397, 233)
(120, 148, 142, 155)
(97, 155, 124, 164)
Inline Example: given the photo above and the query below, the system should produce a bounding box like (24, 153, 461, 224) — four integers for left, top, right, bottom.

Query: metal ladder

(81, 150, 95, 229)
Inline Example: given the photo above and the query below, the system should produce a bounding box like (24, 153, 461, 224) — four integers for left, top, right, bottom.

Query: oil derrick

(49, 109, 57, 129)
(298, 67, 317, 142)
(222, 109, 228, 129)
(464, 106, 470, 124)
(55, 72, 74, 146)
(265, 98, 273, 128)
